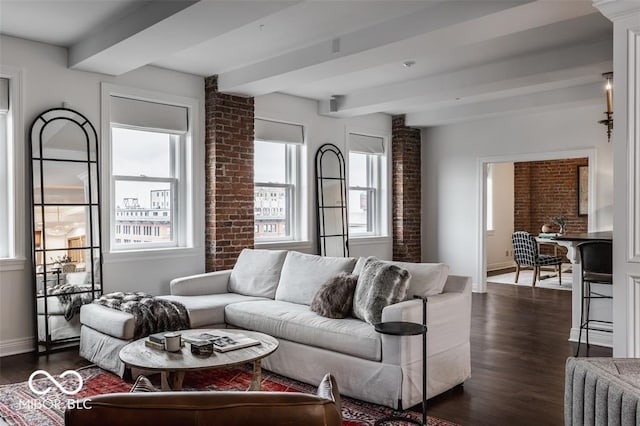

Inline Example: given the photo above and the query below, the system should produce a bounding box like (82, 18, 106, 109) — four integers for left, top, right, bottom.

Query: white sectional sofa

(79, 249, 471, 409)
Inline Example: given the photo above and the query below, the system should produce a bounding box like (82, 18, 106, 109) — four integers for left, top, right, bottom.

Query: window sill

(104, 247, 200, 264)
(348, 236, 391, 246)
(255, 240, 313, 252)
(0, 257, 27, 272)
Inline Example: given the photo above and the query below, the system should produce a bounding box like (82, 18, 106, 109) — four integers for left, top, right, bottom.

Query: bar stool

(575, 240, 613, 357)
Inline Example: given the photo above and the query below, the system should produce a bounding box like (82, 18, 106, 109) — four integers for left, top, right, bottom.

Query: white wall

(0, 35, 206, 356)
(421, 103, 613, 288)
(0, 37, 393, 356)
(254, 93, 393, 260)
(486, 162, 514, 271)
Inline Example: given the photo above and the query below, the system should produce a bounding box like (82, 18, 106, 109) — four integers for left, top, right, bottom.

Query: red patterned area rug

(0, 365, 456, 426)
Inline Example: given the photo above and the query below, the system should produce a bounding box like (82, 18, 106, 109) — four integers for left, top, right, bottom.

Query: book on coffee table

(144, 339, 165, 350)
(184, 331, 261, 352)
(148, 332, 167, 344)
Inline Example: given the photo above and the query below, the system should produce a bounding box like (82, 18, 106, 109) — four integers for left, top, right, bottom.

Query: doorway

(476, 149, 596, 293)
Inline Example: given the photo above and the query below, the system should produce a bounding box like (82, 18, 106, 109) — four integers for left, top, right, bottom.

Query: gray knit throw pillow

(353, 257, 410, 324)
(310, 272, 358, 319)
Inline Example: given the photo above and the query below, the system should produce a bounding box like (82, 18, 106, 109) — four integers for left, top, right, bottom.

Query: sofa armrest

(380, 274, 472, 364)
(442, 274, 471, 294)
(170, 271, 232, 296)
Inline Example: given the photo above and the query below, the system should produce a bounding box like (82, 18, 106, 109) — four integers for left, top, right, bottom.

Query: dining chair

(511, 231, 563, 286)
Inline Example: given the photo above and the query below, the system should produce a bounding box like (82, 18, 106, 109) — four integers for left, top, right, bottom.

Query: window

(348, 133, 384, 236)
(254, 139, 298, 240)
(111, 127, 179, 248)
(0, 74, 22, 263)
(105, 87, 196, 252)
(0, 79, 9, 258)
(253, 119, 304, 242)
(486, 164, 494, 232)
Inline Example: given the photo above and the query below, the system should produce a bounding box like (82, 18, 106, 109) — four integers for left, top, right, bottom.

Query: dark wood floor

(0, 283, 611, 425)
(428, 283, 611, 426)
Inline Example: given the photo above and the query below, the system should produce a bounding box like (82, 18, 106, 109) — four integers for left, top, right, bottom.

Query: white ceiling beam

(319, 39, 612, 117)
(218, 0, 531, 95)
(69, 1, 298, 75)
(404, 82, 604, 127)
(218, 0, 596, 96)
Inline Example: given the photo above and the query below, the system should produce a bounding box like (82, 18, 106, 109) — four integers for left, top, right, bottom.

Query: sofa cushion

(353, 257, 410, 324)
(353, 257, 449, 298)
(228, 249, 288, 298)
(275, 252, 357, 305)
(225, 300, 381, 361)
(159, 294, 268, 328)
(310, 273, 358, 319)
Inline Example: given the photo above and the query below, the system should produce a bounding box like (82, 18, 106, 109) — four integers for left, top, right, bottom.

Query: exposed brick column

(204, 76, 255, 271)
(514, 162, 532, 233)
(392, 115, 422, 262)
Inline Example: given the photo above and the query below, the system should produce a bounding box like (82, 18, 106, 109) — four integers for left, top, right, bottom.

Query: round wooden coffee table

(119, 329, 279, 391)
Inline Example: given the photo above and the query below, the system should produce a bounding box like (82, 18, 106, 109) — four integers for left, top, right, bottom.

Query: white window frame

(254, 140, 300, 242)
(0, 67, 25, 271)
(101, 84, 200, 257)
(347, 132, 387, 238)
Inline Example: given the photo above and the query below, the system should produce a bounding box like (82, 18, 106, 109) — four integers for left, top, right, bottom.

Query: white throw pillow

(275, 251, 357, 305)
(228, 249, 288, 298)
(353, 257, 449, 298)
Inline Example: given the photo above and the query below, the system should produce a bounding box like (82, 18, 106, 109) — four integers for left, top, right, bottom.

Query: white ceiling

(0, 0, 613, 127)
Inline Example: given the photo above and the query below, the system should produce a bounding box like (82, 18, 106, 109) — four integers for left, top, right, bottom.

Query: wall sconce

(598, 72, 613, 142)
(34, 230, 42, 248)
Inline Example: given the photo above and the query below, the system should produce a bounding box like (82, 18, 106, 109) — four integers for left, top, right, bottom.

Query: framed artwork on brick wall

(578, 165, 588, 216)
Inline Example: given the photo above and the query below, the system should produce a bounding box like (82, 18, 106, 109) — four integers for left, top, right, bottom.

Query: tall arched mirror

(30, 108, 103, 353)
(315, 143, 348, 257)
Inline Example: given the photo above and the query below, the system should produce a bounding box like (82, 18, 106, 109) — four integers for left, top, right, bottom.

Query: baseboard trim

(569, 326, 613, 348)
(0, 336, 34, 357)
(487, 262, 514, 272)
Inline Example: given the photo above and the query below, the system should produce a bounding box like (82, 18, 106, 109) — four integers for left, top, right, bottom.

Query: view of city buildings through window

(114, 189, 171, 244)
(254, 186, 288, 238)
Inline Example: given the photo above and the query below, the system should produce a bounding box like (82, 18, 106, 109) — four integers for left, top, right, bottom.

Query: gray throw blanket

(93, 292, 190, 339)
(48, 284, 95, 321)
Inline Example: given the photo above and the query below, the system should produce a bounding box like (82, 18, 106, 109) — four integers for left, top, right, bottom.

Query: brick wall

(204, 76, 255, 271)
(514, 158, 588, 236)
(392, 115, 421, 262)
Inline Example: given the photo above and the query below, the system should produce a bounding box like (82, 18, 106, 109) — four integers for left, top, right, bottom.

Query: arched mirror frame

(29, 107, 103, 354)
(315, 143, 349, 257)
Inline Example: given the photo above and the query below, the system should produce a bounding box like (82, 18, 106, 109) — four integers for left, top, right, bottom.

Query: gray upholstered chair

(565, 358, 640, 425)
(511, 231, 562, 286)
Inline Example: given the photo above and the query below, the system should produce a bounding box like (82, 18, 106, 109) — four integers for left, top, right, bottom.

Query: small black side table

(374, 296, 428, 426)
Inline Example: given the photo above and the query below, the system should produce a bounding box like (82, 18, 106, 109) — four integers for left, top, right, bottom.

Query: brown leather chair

(65, 373, 342, 426)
